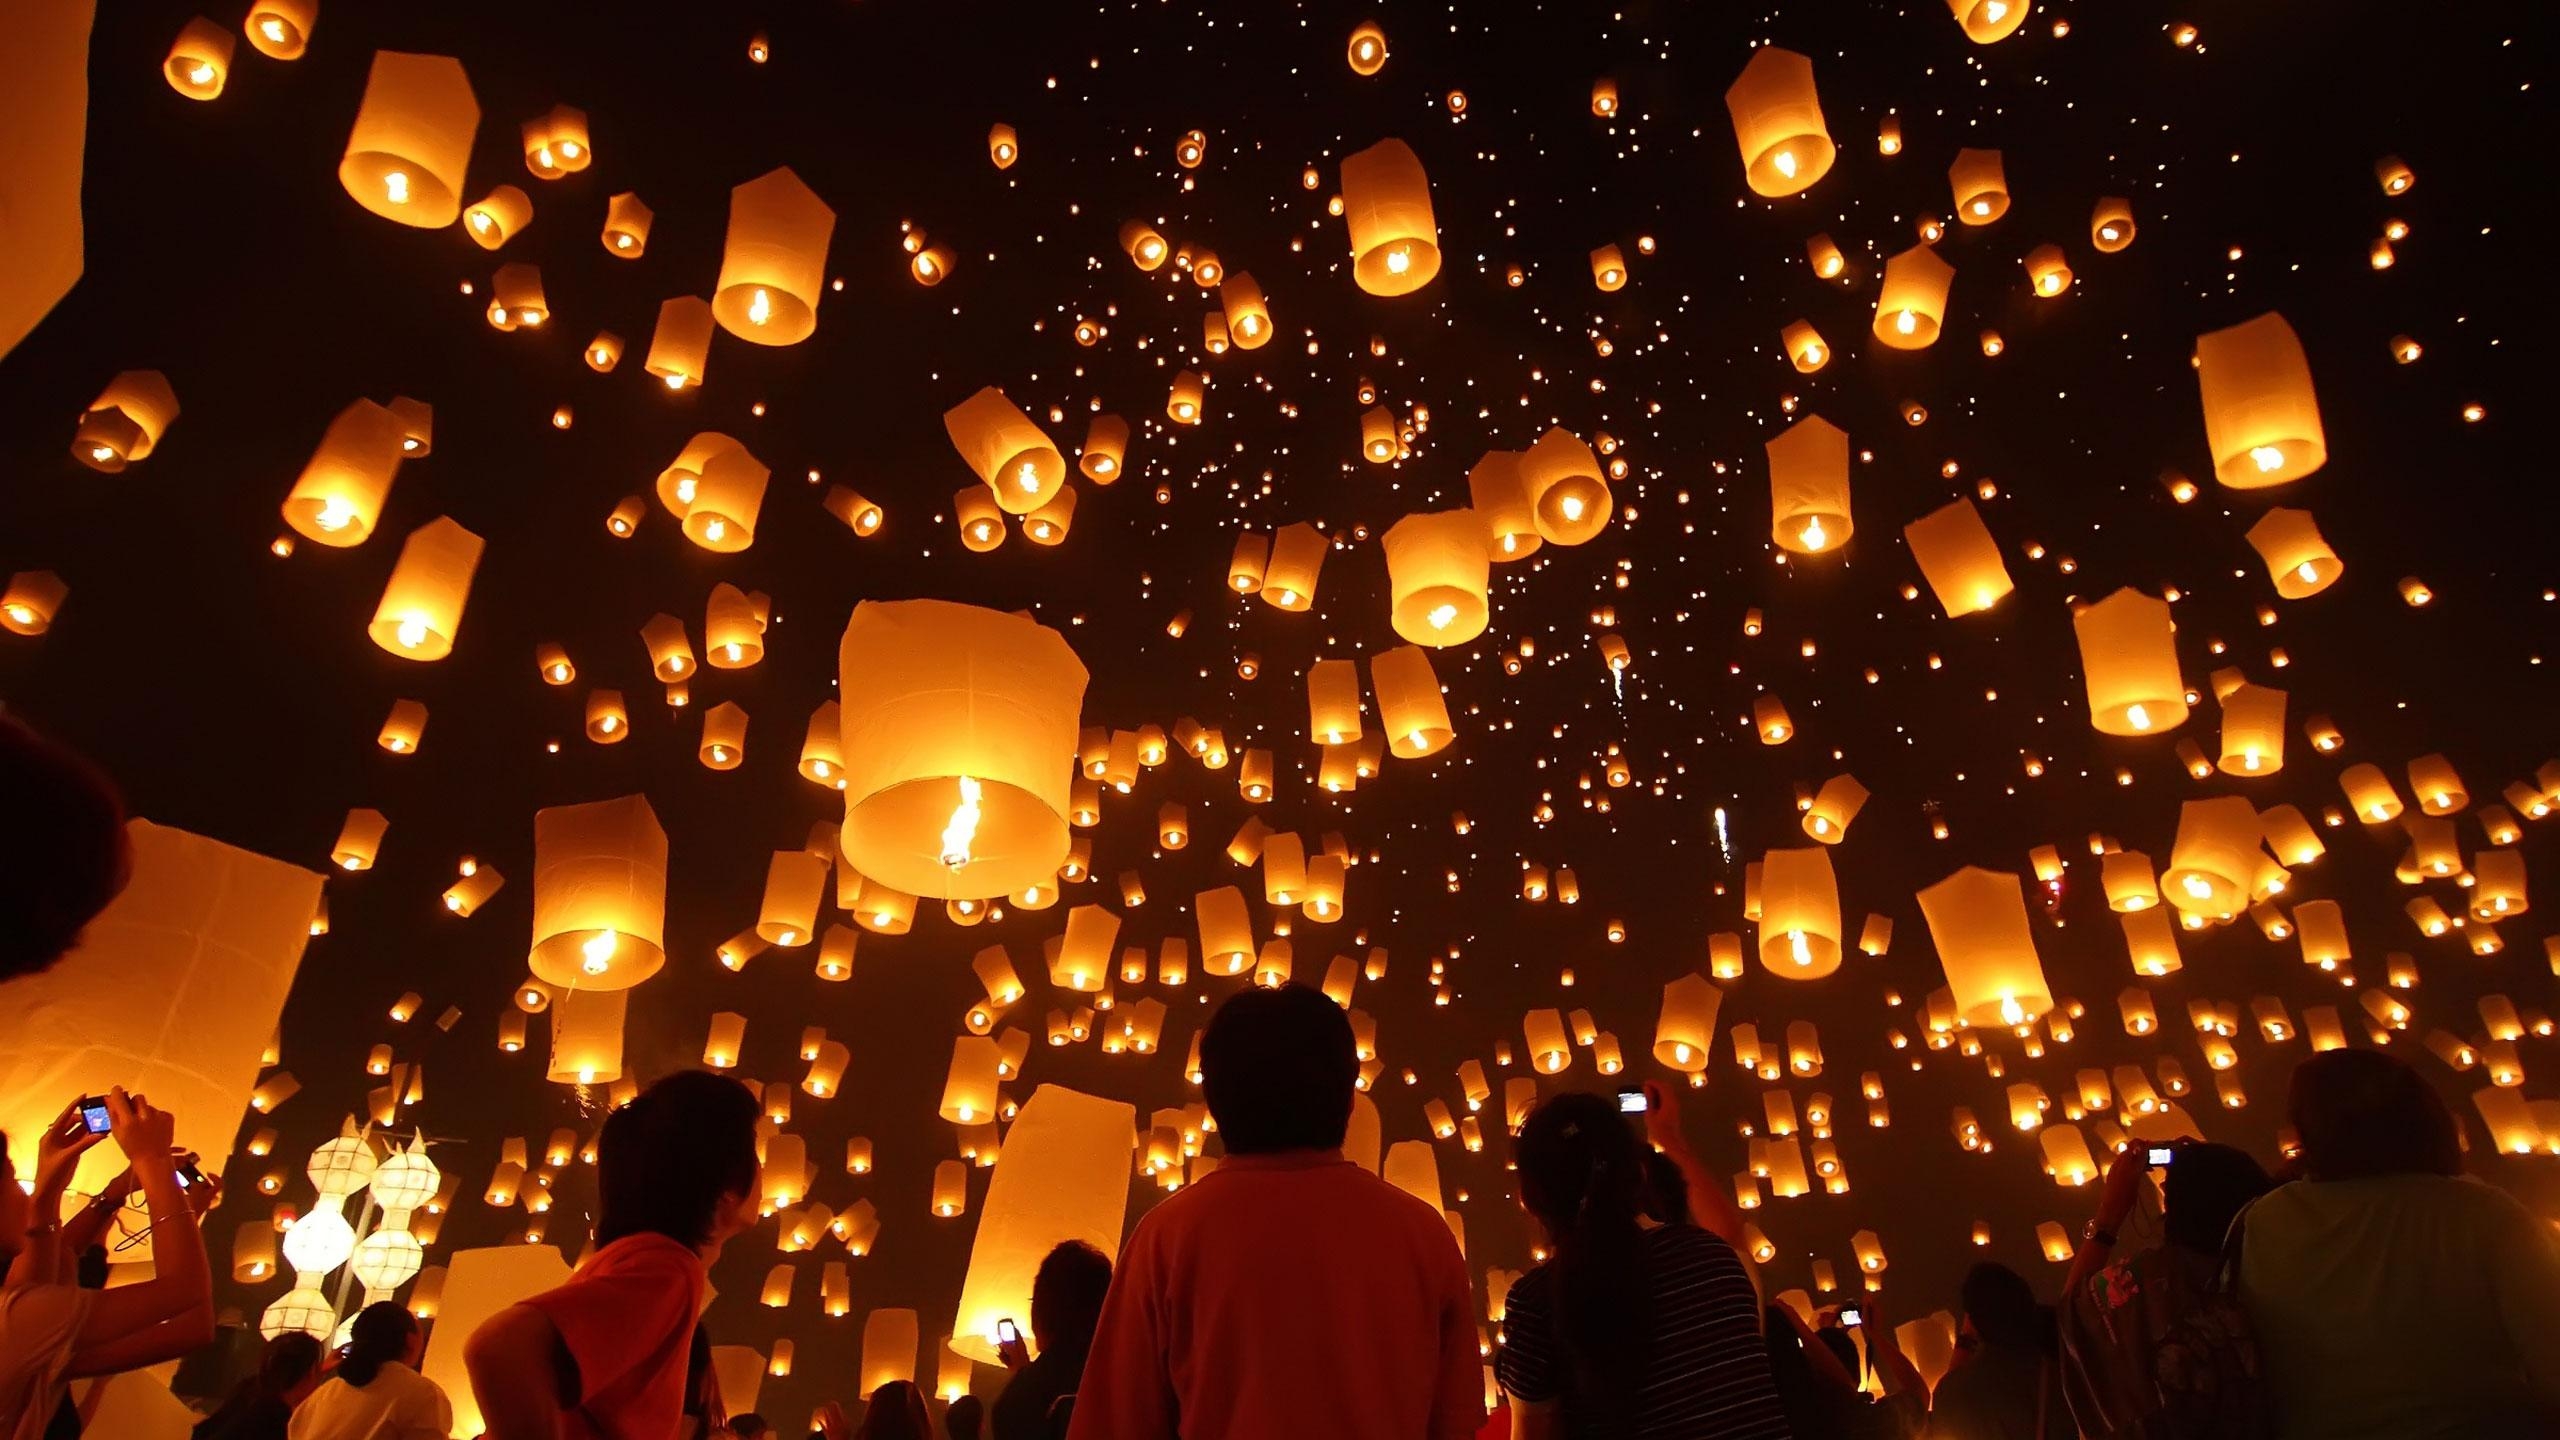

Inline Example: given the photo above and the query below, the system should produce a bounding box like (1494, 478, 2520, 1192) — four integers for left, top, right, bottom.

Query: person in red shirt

(1067, 984, 1484, 1440)
(465, 1071, 762, 1440)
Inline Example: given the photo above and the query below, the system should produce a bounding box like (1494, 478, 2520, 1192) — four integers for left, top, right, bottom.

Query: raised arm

(2061, 1143, 2148, 1301)
(67, 1090, 212, 1371)
(1641, 1080, 1746, 1251)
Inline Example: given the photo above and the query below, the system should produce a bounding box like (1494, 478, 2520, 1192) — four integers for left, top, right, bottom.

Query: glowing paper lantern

(1654, 974, 1723, 1072)
(1873, 245, 1955, 349)
(1949, 149, 2009, 224)
(165, 18, 235, 99)
(1341, 139, 1440, 296)
(1467, 451, 1541, 561)
(1222, 272, 1273, 349)
(528, 794, 667, 991)
(0, 820, 320, 1193)
(2196, 313, 2326, 488)
(2091, 197, 2136, 252)
(1759, 847, 1843, 980)
(705, 585, 768, 668)
(339, 52, 478, 229)
(836, 600, 1088, 901)
(2073, 588, 2187, 736)
(461, 185, 531, 249)
(1167, 371, 1206, 426)
(1522, 427, 1609, 545)
(862, 1308, 921, 1392)
(2219, 684, 2287, 775)
(1902, 498, 2012, 616)
(987, 124, 1019, 168)
(283, 399, 406, 546)
(1347, 21, 1389, 74)
(1590, 245, 1628, 290)
(944, 387, 1067, 516)
(1723, 46, 1834, 197)
(1780, 320, 1828, 373)
(2244, 509, 2342, 598)
(1382, 511, 1490, 645)
(602, 192, 652, 257)
(713, 167, 834, 345)
(1950, 0, 2029, 42)
(1917, 867, 2054, 1029)
(1802, 776, 1867, 844)
(1080, 414, 1129, 483)
(2024, 245, 2071, 297)
(950, 1085, 1136, 1362)
(644, 296, 714, 390)
(1119, 220, 1169, 270)
(1, 571, 67, 636)
(1767, 415, 1851, 555)
(71, 370, 179, 471)
(367, 517, 482, 661)
(1264, 523, 1326, 609)
(1372, 645, 1454, 758)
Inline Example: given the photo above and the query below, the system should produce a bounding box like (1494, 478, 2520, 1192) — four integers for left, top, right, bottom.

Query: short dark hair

(726, 1416, 769, 1439)
(1959, 1262, 2043, 1350)
(943, 1394, 985, 1440)
(1029, 1240, 1114, 1358)
(596, 1070, 761, 1249)
(2289, 1048, 2460, 1180)
(2161, 1142, 2272, 1251)
(0, 716, 130, 983)
(1199, 984, 1356, 1153)
(259, 1331, 325, 1395)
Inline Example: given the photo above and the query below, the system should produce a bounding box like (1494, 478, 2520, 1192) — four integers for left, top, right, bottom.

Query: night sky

(2, 0, 2552, 1423)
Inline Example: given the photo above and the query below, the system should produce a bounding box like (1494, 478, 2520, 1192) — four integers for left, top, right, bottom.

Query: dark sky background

(2, 0, 2554, 1424)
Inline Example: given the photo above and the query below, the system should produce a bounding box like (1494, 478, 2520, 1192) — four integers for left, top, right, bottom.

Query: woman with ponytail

(1495, 1093, 1790, 1439)
(289, 1301, 450, 1440)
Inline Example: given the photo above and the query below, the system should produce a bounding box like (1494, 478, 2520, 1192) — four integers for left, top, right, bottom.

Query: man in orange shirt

(1068, 984, 1485, 1440)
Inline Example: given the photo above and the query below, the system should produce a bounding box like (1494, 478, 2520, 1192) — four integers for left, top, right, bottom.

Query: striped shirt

(1496, 1224, 1792, 1439)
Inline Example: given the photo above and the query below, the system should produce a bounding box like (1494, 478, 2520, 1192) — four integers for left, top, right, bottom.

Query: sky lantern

(602, 192, 653, 257)
(1948, 148, 2010, 224)
(700, 703, 749, 771)
(837, 600, 1088, 902)
(1371, 645, 1453, 758)
(339, 52, 478, 229)
(1902, 497, 2013, 616)
(988, 124, 1019, 168)
(283, 399, 406, 546)
(484, 262, 547, 329)
(714, 167, 833, 344)
(2073, 588, 2188, 736)
(1347, 21, 1389, 74)
(1759, 847, 1843, 980)
(1917, 867, 2054, 1029)
(640, 613, 695, 681)
(2024, 245, 2071, 297)
(1723, 46, 1835, 197)
(1467, 451, 1542, 562)
(1341, 139, 1439, 295)
(644, 296, 714, 389)
(165, 17, 235, 98)
(1590, 244, 1628, 290)
(1221, 273, 1273, 349)
(1654, 974, 1723, 1072)
(462, 185, 532, 249)
(1382, 510, 1490, 646)
(71, 370, 179, 472)
(1118, 220, 1169, 271)
(1024, 487, 1076, 545)
(2100, 851, 2158, 912)
(2195, 312, 2326, 487)
(2244, 508, 2342, 598)
(1949, 0, 2030, 43)
(368, 517, 482, 661)
(823, 485, 885, 536)
(1802, 775, 1868, 844)
(1591, 78, 1619, 116)
(1780, 320, 1828, 373)
(2374, 155, 2414, 195)
(1195, 886, 1254, 976)
(1521, 427, 1610, 545)
(683, 442, 768, 552)
(1080, 414, 1129, 482)
(705, 584, 767, 669)
(1766, 414, 1851, 555)
(1872, 244, 1954, 349)
(2218, 684, 2288, 775)
(1307, 659, 1364, 745)
(1807, 234, 1846, 279)
(1167, 371, 1206, 425)
(245, 1, 315, 59)
(951, 1086, 1134, 1363)
(528, 795, 666, 991)
(0, 572, 66, 636)
(521, 104, 591, 178)
(944, 386, 1066, 515)
(1263, 523, 1326, 609)
(2091, 197, 2136, 252)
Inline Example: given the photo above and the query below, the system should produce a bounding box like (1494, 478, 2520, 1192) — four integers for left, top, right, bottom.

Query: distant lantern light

(1346, 21, 1388, 74)
(1873, 244, 1955, 349)
(602, 192, 654, 257)
(1766, 414, 1852, 556)
(1948, 148, 2010, 224)
(1382, 511, 1492, 646)
(164, 17, 235, 98)
(1903, 497, 2013, 616)
(944, 386, 1067, 515)
(1949, 0, 2031, 45)
(987, 124, 1020, 168)
(2244, 508, 2343, 599)
(2073, 588, 2188, 736)
(2090, 197, 2136, 252)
